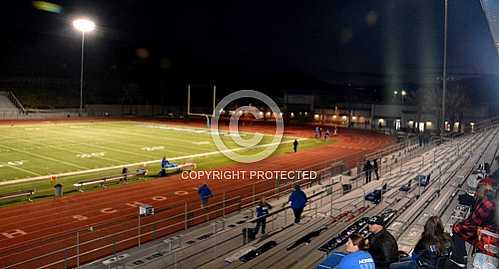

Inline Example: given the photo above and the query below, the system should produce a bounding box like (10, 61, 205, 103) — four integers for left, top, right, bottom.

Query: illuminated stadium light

(393, 90, 398, 95)
(341, 115, 347, 120)
(279, 112, 283, 117)
(72, 18, 95, 117)
(314, 114, 320, 120)
(401, 90, 407, 96)
(332, 115, 337, 119)
(259, 111, 264, 117)
(352, 116, 357, 121)
(73, 18, 95, 32)
(290, 112, 295, 118)
(426, 121, 432, 126)
(266, 111, 271, 117)
(378, 118, 384, 123)
(304, 112, 308, 116)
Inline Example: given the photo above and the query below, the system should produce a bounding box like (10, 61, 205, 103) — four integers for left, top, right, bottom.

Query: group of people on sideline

(315, 126, 337, 140)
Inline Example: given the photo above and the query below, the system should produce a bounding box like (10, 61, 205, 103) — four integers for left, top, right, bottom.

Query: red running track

(0, 122, 395, 269)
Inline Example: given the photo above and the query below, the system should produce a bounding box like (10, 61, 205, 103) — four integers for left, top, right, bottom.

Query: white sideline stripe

(0, 138, 308, 186)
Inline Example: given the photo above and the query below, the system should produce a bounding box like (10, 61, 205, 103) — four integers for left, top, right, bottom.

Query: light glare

(73, 18, 95, 32)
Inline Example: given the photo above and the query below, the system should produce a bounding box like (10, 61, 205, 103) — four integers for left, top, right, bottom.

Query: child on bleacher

(316, 234, 375, 269)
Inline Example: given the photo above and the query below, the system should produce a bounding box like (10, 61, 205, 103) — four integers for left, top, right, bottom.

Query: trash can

(54, 184, 63, 197)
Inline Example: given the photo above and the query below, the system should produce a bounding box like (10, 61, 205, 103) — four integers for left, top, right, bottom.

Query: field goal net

(187, 84, 216, 128)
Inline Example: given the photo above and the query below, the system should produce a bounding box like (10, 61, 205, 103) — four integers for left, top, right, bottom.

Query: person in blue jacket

(198, 183, 213, 208)
(288, 185, 308, 223)
(316, 234, 375, 269)
(255, 198, 272, 234)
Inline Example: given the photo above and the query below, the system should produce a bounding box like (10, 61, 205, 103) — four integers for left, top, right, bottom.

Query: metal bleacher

(0, 92, 18, 112)
(81, 124, 499, 269)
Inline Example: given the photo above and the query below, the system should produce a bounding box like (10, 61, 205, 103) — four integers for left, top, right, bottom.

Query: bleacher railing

(7, 91, 25, 114)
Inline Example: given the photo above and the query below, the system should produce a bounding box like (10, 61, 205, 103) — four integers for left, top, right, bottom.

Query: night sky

(1, 0, 498, 104)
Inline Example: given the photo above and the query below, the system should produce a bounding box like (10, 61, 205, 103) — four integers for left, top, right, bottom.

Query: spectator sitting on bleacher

(367, 216, 399, 269)
(450, 182, 497, 268)
(316, 234, 375, 269)
(389, 216, 452, 269)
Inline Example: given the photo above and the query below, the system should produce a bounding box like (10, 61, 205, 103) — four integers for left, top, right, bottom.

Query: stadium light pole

(441, 0, 448, 137)
(73, 18, 95, 117)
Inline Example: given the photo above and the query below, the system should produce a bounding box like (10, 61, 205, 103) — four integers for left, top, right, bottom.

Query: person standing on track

(198, 183, 213, 209)
(288, 185, 307, 224)
(293, 139, 299, 153)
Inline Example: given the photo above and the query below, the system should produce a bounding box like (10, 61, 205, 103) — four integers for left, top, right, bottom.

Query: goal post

(186, 84, 217, 127)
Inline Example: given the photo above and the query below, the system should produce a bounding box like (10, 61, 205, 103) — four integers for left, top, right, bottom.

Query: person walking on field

(197, 183, 213, 209)
(293, 139, 299, 153)
(288, 185, 308, 223)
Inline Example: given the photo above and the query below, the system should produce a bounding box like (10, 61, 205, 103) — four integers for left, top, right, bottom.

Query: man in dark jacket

(255, 198, 272, 234)
(367, 216, 399, 269)
(288, 185, 308, 223)
(364, 160, 373, 184)
(373, 159, 379, 180)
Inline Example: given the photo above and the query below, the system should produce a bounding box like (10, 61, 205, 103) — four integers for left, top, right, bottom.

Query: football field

(0, 121, 329, 197)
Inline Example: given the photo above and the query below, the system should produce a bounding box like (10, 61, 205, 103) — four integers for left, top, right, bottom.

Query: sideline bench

(74, 170, 147, 192)
(0, 189, 35, 202)
(74, 163, 196, 192)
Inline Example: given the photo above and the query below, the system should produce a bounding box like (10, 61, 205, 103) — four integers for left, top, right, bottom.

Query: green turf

(0, 121, 332, 205)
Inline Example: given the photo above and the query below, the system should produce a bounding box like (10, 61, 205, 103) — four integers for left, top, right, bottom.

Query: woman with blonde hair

(316, 234, 375, 269)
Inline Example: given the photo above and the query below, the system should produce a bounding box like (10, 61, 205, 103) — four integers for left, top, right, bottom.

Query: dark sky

(1, 0, 498, 102)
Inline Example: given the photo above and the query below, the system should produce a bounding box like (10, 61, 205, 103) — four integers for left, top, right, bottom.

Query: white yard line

(0, 143, 89, 170)
(0, 162, 41, 176)
(0, 138, 308, 186)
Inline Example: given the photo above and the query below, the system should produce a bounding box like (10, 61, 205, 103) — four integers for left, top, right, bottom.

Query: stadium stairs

(0, 91, 24, 116)
(80, 127, 497, 269)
